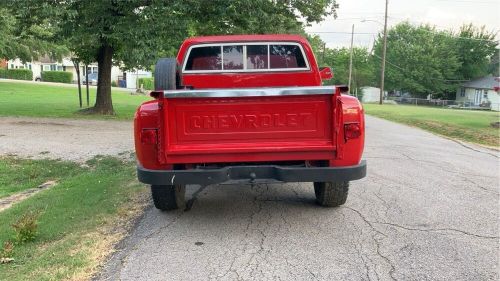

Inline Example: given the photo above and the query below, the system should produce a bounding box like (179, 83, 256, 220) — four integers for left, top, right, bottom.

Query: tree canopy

(372, 22, 460, 98)
(0, 3, 67, 62)
(321, 46, 375, 94)
(372, 22, 498, 98)
(453, 24, 498, 80)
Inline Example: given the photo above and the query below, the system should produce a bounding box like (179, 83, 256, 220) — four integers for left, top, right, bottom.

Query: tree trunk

(85, 65, 89, 107)
(93, 45, 114, 114)
(73, 60, 82, 108)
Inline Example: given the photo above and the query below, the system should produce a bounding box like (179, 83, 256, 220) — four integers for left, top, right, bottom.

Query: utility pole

(321, 42, 326, 66)
(379, 0, 388, 105)
(348, 24, 354, 95)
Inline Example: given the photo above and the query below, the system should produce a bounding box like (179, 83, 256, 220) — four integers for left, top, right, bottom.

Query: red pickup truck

(134, 34, 366, 211)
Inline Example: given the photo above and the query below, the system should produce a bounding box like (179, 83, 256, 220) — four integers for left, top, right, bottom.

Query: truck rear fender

(134, 99, 172, 170)
(331, 94, 365, 166)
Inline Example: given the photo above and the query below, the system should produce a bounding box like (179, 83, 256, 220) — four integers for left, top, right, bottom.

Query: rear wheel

(151, 184, 186, 211)
(154, 58, 177, 91)
(314, 181, 349, 207)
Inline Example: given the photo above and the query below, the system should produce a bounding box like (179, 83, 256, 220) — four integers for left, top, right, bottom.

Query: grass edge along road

(0, 156, 148, 281)
(363, 104, 500, 148)
(0, 80, 149, 120)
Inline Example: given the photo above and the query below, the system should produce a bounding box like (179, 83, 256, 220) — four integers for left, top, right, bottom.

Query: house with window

(5, 57, 147, 88)
(456, 75, 500, 111)
(8, 57, 107, 83)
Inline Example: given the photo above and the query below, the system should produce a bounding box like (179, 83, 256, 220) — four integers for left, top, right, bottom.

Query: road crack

(372, 221, 499, 239)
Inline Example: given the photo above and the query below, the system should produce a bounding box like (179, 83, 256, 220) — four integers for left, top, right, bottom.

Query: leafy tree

(0, 9, 16, 60)
(54, 1, 188, 114)
(186, 0, 338, 35)
(373, 22, 460, 98)
(488, 48, 499, 77)
(0, 3, 67, 62)
(322, 47, 375, 94)
(306, 34, 327, 65)
(454, 24, 497, 80)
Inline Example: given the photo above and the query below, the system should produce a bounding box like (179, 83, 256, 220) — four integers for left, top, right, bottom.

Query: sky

(305, 0, 500, 49)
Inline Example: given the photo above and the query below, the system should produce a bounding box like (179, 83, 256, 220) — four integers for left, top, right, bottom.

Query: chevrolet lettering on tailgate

(189, 112, 313, 130)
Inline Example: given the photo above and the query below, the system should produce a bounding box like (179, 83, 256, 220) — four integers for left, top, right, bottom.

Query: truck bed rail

(162, 86, 339, 98)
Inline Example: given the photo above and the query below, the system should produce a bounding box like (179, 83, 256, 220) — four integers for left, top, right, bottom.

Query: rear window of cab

(183, 43, 309, 73)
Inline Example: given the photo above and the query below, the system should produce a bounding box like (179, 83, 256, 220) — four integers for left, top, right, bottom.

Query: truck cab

(135, 34, 366, 211)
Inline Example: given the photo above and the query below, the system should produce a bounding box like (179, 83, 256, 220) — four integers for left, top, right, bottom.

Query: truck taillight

(344, 123, 361, 140)
(141, 129, 158, 145)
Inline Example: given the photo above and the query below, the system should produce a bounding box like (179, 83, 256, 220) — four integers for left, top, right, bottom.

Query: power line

(309, 31, 377, 35)
(436, 0, 499, 4)
(309, 29, 499, 43)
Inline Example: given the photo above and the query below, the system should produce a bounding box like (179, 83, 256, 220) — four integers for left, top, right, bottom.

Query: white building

(456, 76, 500, 111)
(361, 86, 387, 103)
(7, 57, 150, 89)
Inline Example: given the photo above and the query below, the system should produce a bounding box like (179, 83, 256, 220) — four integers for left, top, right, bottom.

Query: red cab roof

(183, 34, 309, 45)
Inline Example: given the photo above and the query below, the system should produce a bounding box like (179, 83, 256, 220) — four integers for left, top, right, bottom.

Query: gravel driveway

(0, 117, 133, 161)
(1, 116, 498, 280)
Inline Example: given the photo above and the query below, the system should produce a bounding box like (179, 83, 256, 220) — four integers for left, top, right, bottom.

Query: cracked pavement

(96, 116, 499, 281)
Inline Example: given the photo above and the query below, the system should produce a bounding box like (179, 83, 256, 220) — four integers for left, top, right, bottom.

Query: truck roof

(183, 34, 309, 45)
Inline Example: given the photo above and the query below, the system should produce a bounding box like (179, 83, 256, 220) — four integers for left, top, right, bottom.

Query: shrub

(111, 80, 117, 87)
(41, 71, 72, 83)
(0, 69, 33, 80)
(138, 77, 153, 90)
(0, 241, 14, 259)
(12, 210, 41, 243)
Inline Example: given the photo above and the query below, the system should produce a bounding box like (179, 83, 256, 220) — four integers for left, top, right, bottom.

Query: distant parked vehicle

(82, 72, 98, 85)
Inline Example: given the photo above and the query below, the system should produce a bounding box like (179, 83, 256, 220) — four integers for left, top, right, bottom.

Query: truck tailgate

(161, 87, 337, 164)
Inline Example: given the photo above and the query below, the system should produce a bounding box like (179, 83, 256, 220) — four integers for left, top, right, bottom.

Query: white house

(124, 69, 152, 89)
(7, 57, 149, 89)
(456, 75, 500, 111)
(8, 57, 105, 82)
(360, 86, 387, 103)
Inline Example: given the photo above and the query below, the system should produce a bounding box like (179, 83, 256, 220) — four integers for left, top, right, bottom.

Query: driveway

(96, 116, 499, 281)
(0, 117, 133, 161)
(1, 116, 498, 280)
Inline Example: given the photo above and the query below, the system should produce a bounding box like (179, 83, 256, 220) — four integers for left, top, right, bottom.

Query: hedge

(138, 77, 154, 90)
(41, 71, 73, 83)
(0, 69, 33, 80)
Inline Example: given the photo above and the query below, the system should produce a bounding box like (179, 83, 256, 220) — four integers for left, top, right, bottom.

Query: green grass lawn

(0, 81, 150, 120)
(0, 157, 83, 198)
(0, 156, 146, 281)
(364, 104, 500, 147)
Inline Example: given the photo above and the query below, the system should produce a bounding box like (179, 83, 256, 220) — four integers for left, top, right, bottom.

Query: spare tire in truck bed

(154, 58, 177, 91)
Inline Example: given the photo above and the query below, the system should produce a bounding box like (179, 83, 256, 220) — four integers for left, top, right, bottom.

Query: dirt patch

(12, 121, 73, 127)
(0, 181, 58, 212)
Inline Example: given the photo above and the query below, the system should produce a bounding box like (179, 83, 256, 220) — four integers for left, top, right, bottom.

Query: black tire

(314, 181, 349, 207)
(151, 184, 186, 211)
(154, 58, 177, 91)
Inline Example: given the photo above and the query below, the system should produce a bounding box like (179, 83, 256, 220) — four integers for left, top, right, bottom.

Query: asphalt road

(96, 115, 499, 281)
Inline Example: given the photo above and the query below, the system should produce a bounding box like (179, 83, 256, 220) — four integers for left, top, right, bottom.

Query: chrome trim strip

(163, 86, 335, 98)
